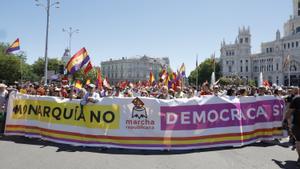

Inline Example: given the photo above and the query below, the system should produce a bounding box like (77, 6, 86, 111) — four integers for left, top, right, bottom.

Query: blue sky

(0, 0, 292, 75)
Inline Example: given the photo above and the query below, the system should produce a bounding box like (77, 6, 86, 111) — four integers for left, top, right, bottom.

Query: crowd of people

(0, 80, 300, 164)
(0, 80, 298, 100)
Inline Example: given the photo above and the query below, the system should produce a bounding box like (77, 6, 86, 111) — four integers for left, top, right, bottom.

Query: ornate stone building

(221, 0, 300, 86)
(101, 55, 169, 84)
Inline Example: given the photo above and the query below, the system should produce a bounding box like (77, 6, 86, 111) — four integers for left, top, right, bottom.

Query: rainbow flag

(6, 38, 20, 53)
(66, 48, 90, 74)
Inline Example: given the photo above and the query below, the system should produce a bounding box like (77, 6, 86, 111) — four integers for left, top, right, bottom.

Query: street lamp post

(35, 0, 59, 85)
(62, 27, 79, 57)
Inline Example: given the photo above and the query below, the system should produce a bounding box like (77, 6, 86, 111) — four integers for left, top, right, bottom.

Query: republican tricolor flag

(179, 63, 186, 77)
(66, 47, 90, 74)
(6, 38, 20, 54)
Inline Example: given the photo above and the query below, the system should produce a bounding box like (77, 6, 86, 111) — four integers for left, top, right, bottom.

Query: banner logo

(131, 97, 147, 119)
(126, 97, 155, 130)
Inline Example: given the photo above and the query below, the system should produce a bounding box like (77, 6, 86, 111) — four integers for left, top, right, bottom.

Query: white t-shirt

(0, 90, 8, 112)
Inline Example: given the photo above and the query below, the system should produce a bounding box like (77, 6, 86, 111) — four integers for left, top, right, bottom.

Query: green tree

(248, 79, 256, 87)
(32, 57, 63, 78)
(0, 42, 38, 84)
(218, 76, 231, 86)
(72, 67, 99, 84)
(188, 58, 221, 86)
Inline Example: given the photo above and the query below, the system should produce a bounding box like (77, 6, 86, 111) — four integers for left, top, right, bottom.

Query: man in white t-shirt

(80, 84, 100, 105)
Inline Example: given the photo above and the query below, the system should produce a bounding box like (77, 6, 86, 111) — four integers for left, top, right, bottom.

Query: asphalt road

(0, 135, 298, 169)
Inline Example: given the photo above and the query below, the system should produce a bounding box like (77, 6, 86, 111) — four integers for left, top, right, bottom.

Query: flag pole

(213, 52, 216, 73)
(288, 55, 291, 86)
(196, 54, 198, 89)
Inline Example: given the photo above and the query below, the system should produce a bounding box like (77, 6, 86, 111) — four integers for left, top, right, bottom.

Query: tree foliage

(188, 59, 221, 86)
(0, 42, 38, 83)
(72, 67, 99, 84)
(31, 57, 63, 78)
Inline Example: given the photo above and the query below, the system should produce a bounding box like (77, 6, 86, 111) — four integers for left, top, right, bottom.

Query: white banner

(5, 92, 284, 150)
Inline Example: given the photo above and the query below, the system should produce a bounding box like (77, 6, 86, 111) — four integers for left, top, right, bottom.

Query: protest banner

(4, 93, 284, 150)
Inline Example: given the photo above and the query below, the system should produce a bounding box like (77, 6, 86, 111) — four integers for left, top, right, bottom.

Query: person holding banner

(158, 86, 173, 99)
(80, 84, 100, 105)
(285, 87, 300, 166)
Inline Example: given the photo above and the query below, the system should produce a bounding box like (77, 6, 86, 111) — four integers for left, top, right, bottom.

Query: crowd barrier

(4, 92, 285, 150)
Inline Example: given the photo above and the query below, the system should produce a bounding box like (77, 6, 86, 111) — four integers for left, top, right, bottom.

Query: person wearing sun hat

(80, 83, 100, 105)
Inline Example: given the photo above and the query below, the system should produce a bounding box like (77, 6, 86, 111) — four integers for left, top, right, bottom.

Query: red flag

(120, 81, 128, 89)
(263, 80, 270, 87)
(103, 76, 110, 88)
(96, 68, 102, 89)
(84, 61, 93, 75)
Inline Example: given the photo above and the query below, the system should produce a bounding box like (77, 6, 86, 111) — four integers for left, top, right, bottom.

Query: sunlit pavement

(0, 135, 298, 169)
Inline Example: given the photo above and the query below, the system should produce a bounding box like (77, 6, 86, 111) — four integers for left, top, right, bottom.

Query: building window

(240, 66, 243, 72)
(240, 38, 243, 44)
(284, 43, 286, 49)
(288, 43, 290, 48)
(246, 66, 248, 72)
(240, 60, 243, 64)
(276, 63, 279, 71)
(229, 66, 232, 73)
(276, 76, 279, 85)
(271, 65, 273, 71)
(292, 42, 295, 48)
(246, 60, 248, 63)
(297, 41, 299, 47)
(268, 76, 272, 84)
(270, 48, 273, 53)
(297, 27, 300, 33)
(245, 37, 249, 43)
(298, 2, 300, 16)
(266, 48, 269, 53)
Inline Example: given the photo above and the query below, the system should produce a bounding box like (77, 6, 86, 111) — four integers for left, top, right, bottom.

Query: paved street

(0, 135, 298, 169)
